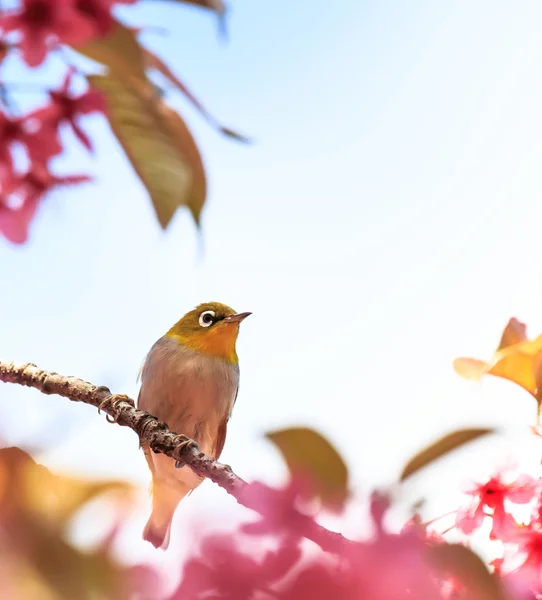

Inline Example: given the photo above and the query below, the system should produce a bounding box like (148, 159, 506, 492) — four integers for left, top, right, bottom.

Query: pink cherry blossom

(0, 193, 40, 244)
(75, 0, 137, 38)
(0, 0, 94, 67)
(455, 473, 537, 540)
(32, 70, 106, 152)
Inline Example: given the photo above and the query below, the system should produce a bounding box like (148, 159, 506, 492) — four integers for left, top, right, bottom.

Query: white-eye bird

(137, 301, 251, 550)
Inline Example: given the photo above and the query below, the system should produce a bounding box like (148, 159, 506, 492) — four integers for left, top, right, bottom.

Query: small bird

(137, 301, 251, 550)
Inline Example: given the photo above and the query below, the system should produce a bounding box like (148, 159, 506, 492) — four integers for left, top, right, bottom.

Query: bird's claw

(97, 392, 133, 423)
(174, 436, 200, 468)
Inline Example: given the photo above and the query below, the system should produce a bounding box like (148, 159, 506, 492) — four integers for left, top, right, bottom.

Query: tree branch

(0, 361, 350, 552)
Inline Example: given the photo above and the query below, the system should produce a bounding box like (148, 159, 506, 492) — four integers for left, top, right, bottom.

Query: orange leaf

(497, 317, 528, 350)
(453, 318, 542, 405)
(399, 428, 494, 481)
(487, 335, 542, 396)
(88, 74, 203, 228)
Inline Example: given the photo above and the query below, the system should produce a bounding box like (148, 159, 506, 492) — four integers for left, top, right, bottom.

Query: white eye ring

(199, 310, 216, 328)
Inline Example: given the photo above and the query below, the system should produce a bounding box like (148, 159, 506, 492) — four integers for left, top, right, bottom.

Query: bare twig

(0, 361, 351, 552)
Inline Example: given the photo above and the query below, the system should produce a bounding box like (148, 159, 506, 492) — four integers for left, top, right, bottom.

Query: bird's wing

(231, 383, 239, 414)
(214, 418, 228, 460)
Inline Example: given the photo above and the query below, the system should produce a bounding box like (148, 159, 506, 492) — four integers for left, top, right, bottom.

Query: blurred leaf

(265, 427, 349, 512)
(427, 543, 509, 600)
(497, 317, 528, 350)
(454, 318, 542, 407)
(487, 336, 542, 396)
(26, 471, 132, 532)
(179, 0, 226, 12)
(0, 41, 9, 65)
(399, 428, 494, 481)
(0, 447, 142, 600)
(73, 20, 146, 83)
(155, 101, 206, 224)
(161, 0, 227, 37)
(0, 447, 132, 530)
(453, 357, 489, 381)
(89, 74, 202, 228)
(19, 521, 121, 600)
(143, 47, 250, 142)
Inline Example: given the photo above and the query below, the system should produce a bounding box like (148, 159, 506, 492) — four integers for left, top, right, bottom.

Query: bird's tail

(143, 480, 191, 550)
(143, 512, 172, 551)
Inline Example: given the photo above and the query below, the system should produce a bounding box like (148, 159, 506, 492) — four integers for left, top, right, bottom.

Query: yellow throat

(164, 302, 251, 365)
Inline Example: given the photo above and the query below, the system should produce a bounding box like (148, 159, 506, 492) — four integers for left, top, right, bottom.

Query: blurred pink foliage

(163, 472, 542, 600)
(0, 0, 123, 244)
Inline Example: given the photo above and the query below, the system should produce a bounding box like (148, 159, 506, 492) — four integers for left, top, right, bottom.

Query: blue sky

(2, 0, 542, 582)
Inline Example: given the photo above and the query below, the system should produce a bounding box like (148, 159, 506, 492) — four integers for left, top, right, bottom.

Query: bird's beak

(224, 312, 252, 324)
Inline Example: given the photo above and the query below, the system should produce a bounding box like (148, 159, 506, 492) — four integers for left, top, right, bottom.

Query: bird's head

(166, 302, 251, 364)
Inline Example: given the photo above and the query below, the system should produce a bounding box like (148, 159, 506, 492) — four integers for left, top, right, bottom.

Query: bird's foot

(174, 435, 200, 468)
(97, 390, 133, 423)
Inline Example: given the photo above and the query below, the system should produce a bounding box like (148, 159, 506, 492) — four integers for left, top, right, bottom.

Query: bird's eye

(199, 310, 215, 327)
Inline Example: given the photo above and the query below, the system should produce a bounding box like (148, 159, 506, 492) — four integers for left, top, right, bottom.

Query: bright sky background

(3, 0, 542, 589)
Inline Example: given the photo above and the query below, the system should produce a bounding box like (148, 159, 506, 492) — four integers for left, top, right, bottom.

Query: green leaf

(88, 74, 205, 228)
(427, 543, 509, 600)
(265, 427, 349, 512)
(399, 428, 494, 481)
(72, 20, 146, 83)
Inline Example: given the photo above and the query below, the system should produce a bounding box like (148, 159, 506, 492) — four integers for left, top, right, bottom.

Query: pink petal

(455, 501, 485, 534)
(27, 103, 62, 127)
(55, 12, 95, 44)
(25, 127, 63, 164)
(76, 90, 106, 114)
(60, 68, 74, 94)
(71, 121, 93, 151)
(260, 543, 301, 583)
(0, 14, 24, 33)
(507, 475, 538, 504)
(20, 31, 49, 67)
(490, 505, 520, 542)
(0, 195, 40, 244)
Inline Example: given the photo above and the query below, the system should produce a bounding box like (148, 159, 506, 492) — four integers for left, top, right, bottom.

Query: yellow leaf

(265, 427, 349, 512)
(399, 428, 494, 481)
(25, 470, 132, 531)
(453, 357, 489, 381)
(487, 335, 542, 396)
(89, 74, 201, 228)
(0, 447, 132, 531)
(453, 318, 542, 407)
(426, 543, 509, 600)
(0, 448, 139, 599)
(155, 102, 207, 224)
(73, 20, 146, 83)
